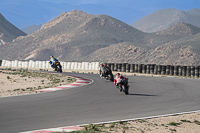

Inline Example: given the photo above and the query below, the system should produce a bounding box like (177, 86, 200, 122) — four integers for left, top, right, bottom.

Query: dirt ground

(0, 68, 200, 133)
(98, 112, 200, 133)
(0, 68, 76, 97)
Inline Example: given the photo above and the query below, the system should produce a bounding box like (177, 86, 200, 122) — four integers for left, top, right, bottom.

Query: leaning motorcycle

(116, 78, 129, 95)
(49, 61, 62, 73)
(101, 69, 114, 82)
(105, 70, 114, 82)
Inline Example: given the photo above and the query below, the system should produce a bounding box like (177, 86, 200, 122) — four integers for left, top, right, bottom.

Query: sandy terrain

(0, 68, 199, 133)
(0, 68, 75, 97)
(98, 112, 200, 133)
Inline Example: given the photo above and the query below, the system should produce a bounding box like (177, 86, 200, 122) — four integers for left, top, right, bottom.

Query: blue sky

(0, 0, 199, 29)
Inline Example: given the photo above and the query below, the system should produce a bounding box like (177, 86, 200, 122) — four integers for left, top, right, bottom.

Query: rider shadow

(128, 93, 158, 96)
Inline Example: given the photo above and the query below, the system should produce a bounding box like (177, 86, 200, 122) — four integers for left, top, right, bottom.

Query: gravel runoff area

(0, 68, 76, 97)
(0, 68, 200, 133)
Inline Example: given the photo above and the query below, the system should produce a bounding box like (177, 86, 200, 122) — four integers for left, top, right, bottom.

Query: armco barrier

(1, 60, 200, 78)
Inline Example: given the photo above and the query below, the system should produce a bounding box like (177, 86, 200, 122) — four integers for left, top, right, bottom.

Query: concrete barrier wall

(1, 60, 200, 78)
(0, 60, 100, 71)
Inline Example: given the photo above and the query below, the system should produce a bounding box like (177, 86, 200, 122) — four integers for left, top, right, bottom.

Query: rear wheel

(123, 85, 129, 95)
(109, 73, 114, 82)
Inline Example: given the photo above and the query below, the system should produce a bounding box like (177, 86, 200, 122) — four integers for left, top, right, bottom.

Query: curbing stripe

(21, 126, 83, 133)
(36, 74, 93, 92)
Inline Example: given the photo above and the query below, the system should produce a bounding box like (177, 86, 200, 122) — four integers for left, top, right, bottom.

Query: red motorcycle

(115, 76, 129, 95)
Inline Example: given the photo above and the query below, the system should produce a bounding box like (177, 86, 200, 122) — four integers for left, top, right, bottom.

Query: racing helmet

(99, 62, 104, 66)
(116, 73, 120, 78)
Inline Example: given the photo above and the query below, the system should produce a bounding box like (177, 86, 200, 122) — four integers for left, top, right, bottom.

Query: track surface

(1, 72, 200, 133)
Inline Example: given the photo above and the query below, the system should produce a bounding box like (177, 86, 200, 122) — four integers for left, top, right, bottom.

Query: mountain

(0, 13, 26, 45)
(0, 10, 146, 61)
(131, 8, 200, 33)
(82, 23, 200, 66)
(21, 24, 42, 34)
(136, 22, 200, 48)
(1, 10, 200, 66)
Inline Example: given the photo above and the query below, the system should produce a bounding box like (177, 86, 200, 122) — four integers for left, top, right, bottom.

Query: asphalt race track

(1, 71, 200, 133)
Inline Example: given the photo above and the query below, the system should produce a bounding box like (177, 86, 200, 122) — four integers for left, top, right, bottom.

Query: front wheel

(59, 64, 62, 73)
(56, 66, 60, 73)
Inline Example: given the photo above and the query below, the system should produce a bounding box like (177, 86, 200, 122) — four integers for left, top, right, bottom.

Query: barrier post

(174, 66, 179, 76)
(161, 65, 166, 75)
(114, 63, 118, 71)
(186, 66, 191, 77)
(195, 66, 199, 78)
(78, 62, 82, 70)
(150, 64, 155, 74)
(135, 64, 138, 73)
(178, 66, 182, 76)
(146, 64, 150, 74)
(157, 65, 161, 75)
(1, 60, 6, 66)
(126, 63, 130, 72)
(110, 63, 114, 71)
(169, 66, 174, 76)
(182, 66, 186, 77)
(130, 64, 135, 73)
(122, 63, 127, 72)
(142, 64, 146, 74)
(166, 65, 170, 75)
(138, 64, 142, 73)
(191, 66, 195, 77)
(117, 63, 122, 72)
(154, 65, 158, 74)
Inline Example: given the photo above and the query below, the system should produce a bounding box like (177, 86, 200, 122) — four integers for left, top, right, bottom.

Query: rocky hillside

(0, 13, 26, 45)
(83, 23, 200, 66)
(1, 10, 200, 66)
(83, 37, 200, 66)
(0, 10, 146, 61)
(131, 8, 200, 33)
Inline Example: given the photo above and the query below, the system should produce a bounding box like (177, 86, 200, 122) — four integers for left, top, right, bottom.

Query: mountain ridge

(0, 13, 26, 45)
(1, 10, 200, 66)
(131, 8, 200, 33)
(0, 10, 145, 61)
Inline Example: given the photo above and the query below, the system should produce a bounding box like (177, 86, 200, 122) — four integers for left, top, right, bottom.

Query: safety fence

(0, 60, 200, 78)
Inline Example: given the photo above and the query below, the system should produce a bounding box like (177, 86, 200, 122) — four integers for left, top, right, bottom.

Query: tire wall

(112, 63, 200, 77)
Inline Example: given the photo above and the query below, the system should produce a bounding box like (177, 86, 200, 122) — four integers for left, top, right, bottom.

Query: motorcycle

(105, 70, 114, 82)
(49, 61, 62, 73)
(116, 78, 129, 95)
(100, 69, 114, 82)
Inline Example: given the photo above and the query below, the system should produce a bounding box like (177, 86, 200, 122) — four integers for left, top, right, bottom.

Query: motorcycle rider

(99, 62, 111, 79)
(49, 56, 59, 70)
(114, 73, 127, 91)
